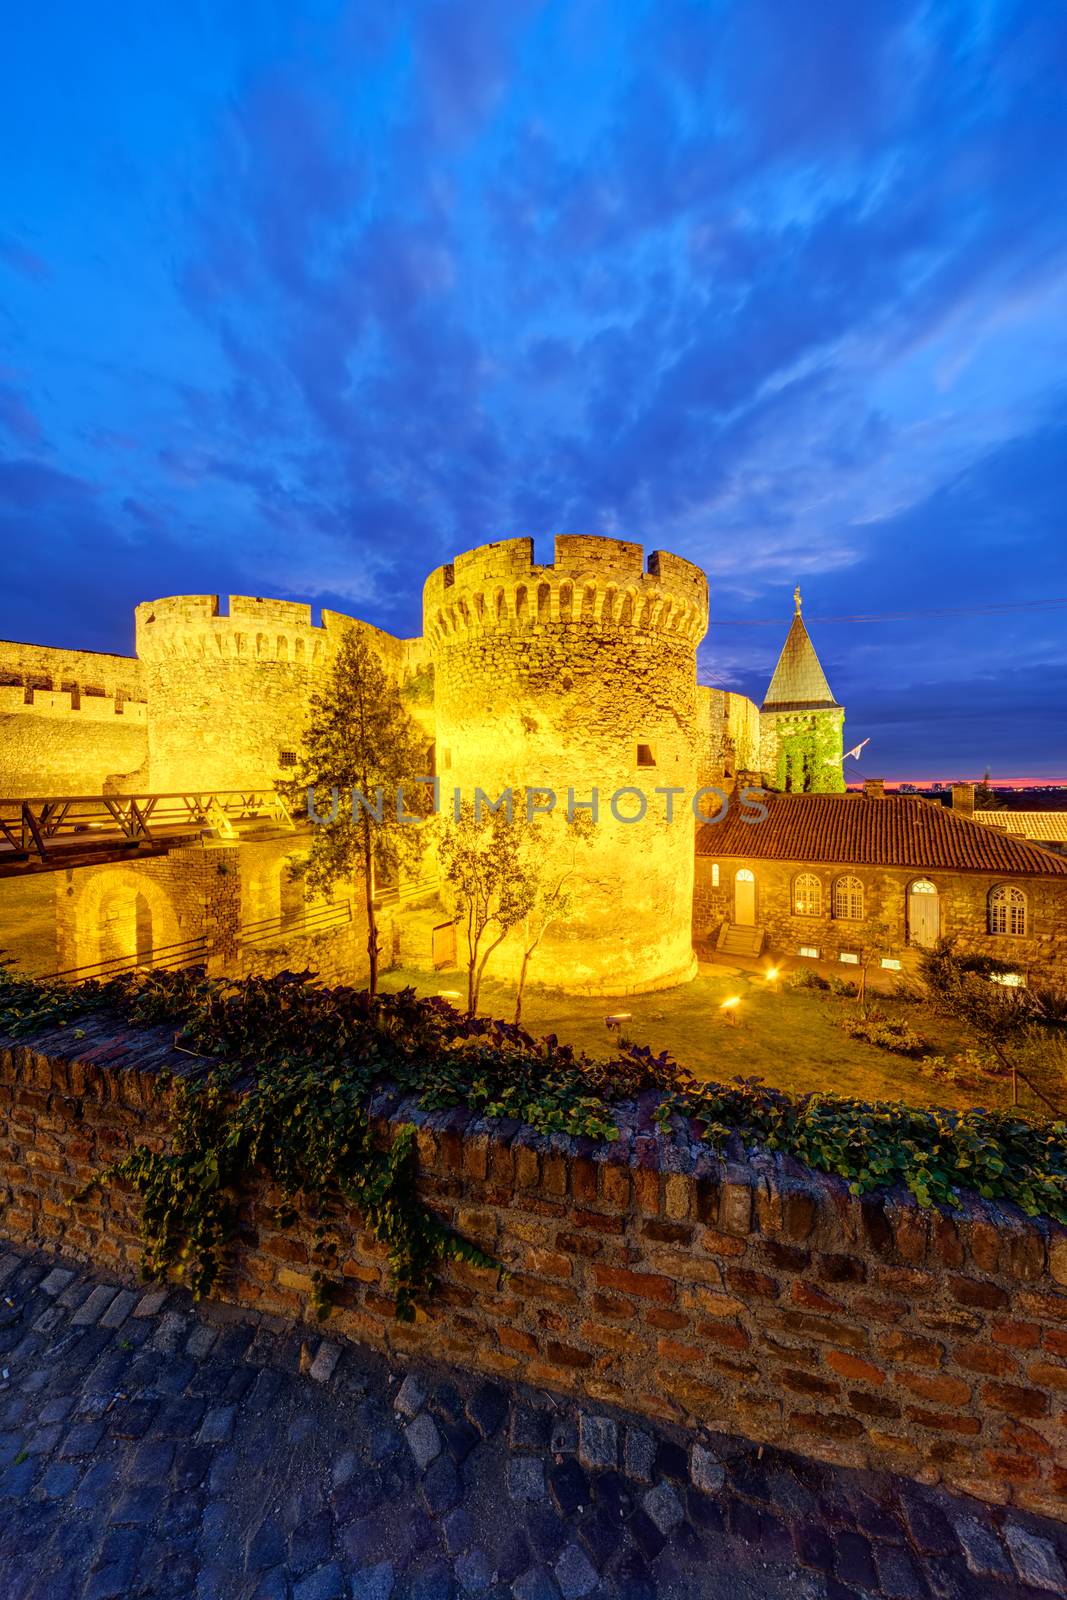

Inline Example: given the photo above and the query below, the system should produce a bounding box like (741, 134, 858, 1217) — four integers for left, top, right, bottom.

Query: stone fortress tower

(133, 595, 431, 793)
(424, 536, 708, 994)
(0, 537, 844, 995)
(758, 586, 845, 793)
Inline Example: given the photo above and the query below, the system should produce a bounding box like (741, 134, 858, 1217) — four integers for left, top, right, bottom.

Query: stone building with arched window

(694, 779, 1067, 982)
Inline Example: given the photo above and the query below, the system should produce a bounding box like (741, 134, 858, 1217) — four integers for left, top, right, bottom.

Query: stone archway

(63, 867, 183, 975)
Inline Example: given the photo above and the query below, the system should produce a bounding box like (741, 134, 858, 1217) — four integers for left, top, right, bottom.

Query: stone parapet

(1, 1023, 1064, 1519)
(422, 536, 709, 646)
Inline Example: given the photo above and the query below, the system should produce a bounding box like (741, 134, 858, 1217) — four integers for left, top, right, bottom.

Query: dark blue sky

(2, 2, 1066, 780)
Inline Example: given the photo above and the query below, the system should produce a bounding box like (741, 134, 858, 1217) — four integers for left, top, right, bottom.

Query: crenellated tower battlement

(423, 536, 708, 649)
(135, 595, 330, 668)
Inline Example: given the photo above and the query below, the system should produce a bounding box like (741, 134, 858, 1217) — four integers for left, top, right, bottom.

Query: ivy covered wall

(761, 708, 846, 793)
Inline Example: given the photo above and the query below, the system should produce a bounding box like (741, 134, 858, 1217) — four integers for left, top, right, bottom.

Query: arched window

(793, 873, 822, 917)
(989, 884, 1027, 937)
(833, 875, 864, 920)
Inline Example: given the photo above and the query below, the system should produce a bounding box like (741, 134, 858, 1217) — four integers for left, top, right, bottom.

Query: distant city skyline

(2, 1, 1065, 780)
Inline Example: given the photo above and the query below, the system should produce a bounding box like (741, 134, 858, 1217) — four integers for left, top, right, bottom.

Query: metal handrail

(41, 933, 210, 983)
(238, 900, 352, 946)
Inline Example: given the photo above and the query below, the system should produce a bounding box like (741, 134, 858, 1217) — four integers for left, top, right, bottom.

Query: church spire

(761, 588, 838, 711)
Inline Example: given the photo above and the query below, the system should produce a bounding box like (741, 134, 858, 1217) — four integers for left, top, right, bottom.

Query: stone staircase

(715, 922, 765, 958)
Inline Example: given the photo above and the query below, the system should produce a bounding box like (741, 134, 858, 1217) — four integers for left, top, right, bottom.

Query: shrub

(844, 1016, 929, 1058)
(788, 969, 830, 992)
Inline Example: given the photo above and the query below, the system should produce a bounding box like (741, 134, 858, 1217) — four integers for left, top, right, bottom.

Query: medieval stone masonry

(1, 1023, 1065, 1519)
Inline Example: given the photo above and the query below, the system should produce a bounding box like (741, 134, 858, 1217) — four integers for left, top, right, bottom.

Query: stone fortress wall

(696, 685, 762, 787)
(133, 594, 430, 793)
(424, 536, 710, 993)
(0, 639, 148, 797)
(0, 540, 775, 991)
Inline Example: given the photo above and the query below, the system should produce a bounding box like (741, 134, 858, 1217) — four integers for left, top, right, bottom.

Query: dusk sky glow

(2, 2, 1066, 780)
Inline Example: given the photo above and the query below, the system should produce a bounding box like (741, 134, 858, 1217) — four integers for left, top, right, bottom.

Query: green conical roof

(761, 596, 839, 711)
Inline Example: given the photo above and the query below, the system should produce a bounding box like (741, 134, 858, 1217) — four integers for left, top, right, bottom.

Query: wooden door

(735, 869, 756, 925)
(908, 881, 939, 948)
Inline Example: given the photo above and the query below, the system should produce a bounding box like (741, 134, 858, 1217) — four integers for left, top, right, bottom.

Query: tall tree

(292, 629, 430, 993)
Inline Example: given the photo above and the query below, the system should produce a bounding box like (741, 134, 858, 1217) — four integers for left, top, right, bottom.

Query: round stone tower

(424, 535, 709, 995)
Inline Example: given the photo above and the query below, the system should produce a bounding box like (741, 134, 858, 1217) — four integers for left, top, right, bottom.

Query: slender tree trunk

(469, 932, 484, 1015)
(472, 927, 508, 1016)
(362, 819, 378, 995)
(514, 947, 533, 1027)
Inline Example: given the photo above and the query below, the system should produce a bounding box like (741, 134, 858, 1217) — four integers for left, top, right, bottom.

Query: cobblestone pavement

(0, 1248, 1064, 1600)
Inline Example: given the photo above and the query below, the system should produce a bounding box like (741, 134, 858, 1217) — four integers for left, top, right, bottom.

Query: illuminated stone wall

(0, 640, 147, 797)
(696, 685, 761, 786)
(133, 596, 429, 793)
(425, 536, 708, 994)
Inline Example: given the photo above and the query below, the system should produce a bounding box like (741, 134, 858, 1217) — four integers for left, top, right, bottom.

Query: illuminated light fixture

(765, 968, 779, 982)
(605, 1012, 632, 1033)
(436, 989, 462, 1000)
(720, 994, 741, 1026)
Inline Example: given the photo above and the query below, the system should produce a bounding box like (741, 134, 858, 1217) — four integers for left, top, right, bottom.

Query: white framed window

(989, 884, 1027, 937)
(798, 945, 819, 959)
(833, 876, 864, 920)
(711, 863, 719, 888)
(839, 950, 860, 965)
(880, 957, 902, 970)
(793, 872, 822, 917)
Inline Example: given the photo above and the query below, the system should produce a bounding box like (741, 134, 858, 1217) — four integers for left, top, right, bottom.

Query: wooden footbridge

(0, 790, 295, 877)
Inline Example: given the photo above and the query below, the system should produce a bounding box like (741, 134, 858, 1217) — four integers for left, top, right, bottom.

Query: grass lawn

(379, 957, 1004, 1113)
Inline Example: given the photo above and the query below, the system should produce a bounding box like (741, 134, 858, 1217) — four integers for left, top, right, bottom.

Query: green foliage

(844, 1014, 928, 1058)
(788, 967, 830, 992)
(2, 963, 1066, 1324)
(661, 1076, 1067, 1219)
(286, 627, 432, 992)
(438, 800, 537, 1014)
(772, 712, 845, 794)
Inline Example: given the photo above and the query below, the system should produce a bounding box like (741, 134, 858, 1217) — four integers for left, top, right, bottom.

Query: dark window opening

(279, 749, 298, 768)
(637, 743, 656, 768)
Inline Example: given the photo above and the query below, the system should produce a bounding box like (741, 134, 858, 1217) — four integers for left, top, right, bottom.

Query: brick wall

(694, 854, 1067, 983)
(1, 1022, 1065, 1520)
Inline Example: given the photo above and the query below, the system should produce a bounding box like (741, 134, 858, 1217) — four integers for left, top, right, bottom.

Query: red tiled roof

(696, 792, 1067, 876)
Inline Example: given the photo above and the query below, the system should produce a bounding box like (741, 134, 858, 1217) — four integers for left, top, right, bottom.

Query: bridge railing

(0, 789, 295, 867)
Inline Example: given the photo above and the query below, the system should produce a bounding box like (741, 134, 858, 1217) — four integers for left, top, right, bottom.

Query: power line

(712, 599, 1067, 626)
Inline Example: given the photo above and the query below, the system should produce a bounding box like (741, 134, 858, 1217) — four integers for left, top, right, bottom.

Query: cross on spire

(793, 584, 802, 615)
